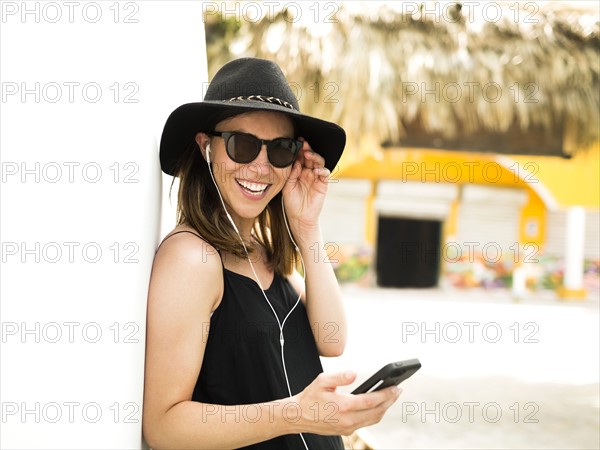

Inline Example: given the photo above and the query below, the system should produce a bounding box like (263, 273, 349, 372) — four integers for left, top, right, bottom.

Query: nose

(255, 142, 270, 163)
(244, 143, 272, 180)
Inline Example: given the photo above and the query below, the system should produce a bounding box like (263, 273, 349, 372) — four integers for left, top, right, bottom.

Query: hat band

(226, 95, 295, 111)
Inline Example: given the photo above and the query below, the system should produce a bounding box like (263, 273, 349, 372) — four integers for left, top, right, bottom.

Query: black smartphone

(351, 359, 421, 394)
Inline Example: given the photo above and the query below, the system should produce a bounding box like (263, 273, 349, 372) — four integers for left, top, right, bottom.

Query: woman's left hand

(282, 139, 331, 238)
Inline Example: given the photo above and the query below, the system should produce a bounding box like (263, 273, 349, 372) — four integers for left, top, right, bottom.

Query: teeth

(237, 179, 268, 193)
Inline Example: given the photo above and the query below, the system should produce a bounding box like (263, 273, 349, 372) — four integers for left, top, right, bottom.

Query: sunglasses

(209, 131, 303, 168)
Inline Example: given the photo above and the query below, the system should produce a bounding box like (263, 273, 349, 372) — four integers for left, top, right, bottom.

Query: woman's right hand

(292, 371, 402, 436)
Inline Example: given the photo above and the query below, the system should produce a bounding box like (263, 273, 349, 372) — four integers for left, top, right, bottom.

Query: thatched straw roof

(205, 1, 599, 159)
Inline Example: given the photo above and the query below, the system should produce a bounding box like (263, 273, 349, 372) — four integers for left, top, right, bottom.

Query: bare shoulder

(143, 227, 223, 426)
(150, 226, 223, 313)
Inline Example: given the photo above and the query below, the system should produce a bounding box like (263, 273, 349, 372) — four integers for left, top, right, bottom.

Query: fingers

(290, 158, 302, 182)
(353, 386, 401, 411)
(298, 137, 326, 170)
(328, 386, 401, 435)
(342, 386, 401, 431)
(294, 137, 330, 186)
(299, 374, 403, 436)
(315, 371, 357, 390)
(303, 149, 326, 169)
(313, 166, 330, 181)
(303, 149, 330, 183)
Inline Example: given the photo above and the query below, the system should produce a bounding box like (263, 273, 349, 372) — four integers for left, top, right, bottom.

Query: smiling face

(195, 110, 297, 229)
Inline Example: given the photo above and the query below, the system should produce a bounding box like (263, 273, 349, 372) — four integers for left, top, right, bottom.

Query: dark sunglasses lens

(227, 133, 259, 163)
(269, 139, 300, 167)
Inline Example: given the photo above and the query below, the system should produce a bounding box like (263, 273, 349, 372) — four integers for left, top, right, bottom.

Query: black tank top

(160, 231, 344, 450)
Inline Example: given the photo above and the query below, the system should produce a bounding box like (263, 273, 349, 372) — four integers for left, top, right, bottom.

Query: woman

(142, 57, 401, 449)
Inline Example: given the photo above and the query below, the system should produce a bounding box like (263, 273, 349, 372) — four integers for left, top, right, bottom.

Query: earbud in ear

(205, 143, 211, 164)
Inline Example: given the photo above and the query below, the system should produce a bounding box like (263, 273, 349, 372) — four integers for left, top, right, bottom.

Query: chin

(234, 200, 271, 220)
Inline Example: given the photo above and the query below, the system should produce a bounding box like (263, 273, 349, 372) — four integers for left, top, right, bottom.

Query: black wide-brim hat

(160, 57, 346, 176)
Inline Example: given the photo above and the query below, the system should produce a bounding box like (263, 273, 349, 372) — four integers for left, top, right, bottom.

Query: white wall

(1, 3, 207, 448)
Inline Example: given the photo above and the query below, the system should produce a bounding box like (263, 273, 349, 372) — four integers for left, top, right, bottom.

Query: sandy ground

(323, 286, 600, 450)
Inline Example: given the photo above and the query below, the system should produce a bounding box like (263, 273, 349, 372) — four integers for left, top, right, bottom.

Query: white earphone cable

(206, 145, 310, 450)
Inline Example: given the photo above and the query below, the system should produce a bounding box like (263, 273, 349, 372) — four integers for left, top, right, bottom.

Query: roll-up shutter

(320, 179, 371, 245)
(455, 185, 527, 252)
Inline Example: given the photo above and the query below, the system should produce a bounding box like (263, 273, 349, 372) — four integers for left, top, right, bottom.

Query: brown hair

(171, 140, 300, 276)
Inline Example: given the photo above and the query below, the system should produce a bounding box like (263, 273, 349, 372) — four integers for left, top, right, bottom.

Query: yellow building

(205, 1, 600, 295)
(321, 143, 599, 292)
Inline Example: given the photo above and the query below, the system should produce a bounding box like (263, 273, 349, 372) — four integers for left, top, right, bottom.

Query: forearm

(145, 398, 300, 450)
(297, 226, 348, 356)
